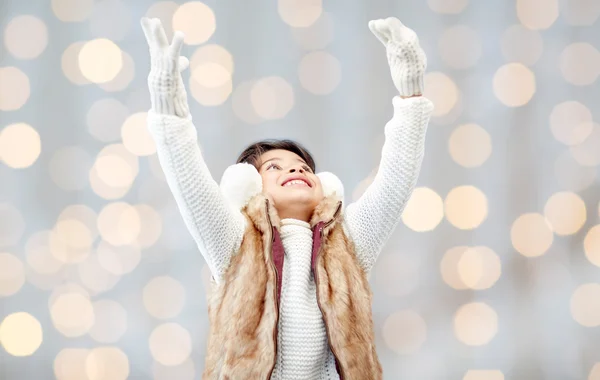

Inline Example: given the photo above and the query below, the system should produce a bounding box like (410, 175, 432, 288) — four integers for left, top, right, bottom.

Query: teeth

(284, 179, 308, 187)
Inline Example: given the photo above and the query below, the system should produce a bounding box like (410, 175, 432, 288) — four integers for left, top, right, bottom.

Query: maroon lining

(272, 227, 285, 304)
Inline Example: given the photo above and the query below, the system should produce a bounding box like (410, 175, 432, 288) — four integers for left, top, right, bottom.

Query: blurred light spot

(402, 187, 444, 232)
(87, 98, 129, 142)
(147, 154, 166, 181)
(0, 66, 30, 110)
(79, 39, 123, 84)
(86, 346, 130, 380)
(90, 144, 139, 199)
(98, 51, 135, 92)
(511, 213, 553, 257)
(25, 266, 66, 291)
(149, 323, 192, 366)
(439, 25, 481, 69)
(0, 203, 25, 246)
(570, 124, 600, 166)
(190, 75, 232, 106)
(0, 123, 41, 168)
(375, 254, 419, 297)
(584, 225, 600, 268)
(191, 62, 230, 88)
(424, 72, 459, 117)
(278, 0, 322, 27)
(291, 12, 334, 50)
(54, 348, 90, 380)
(97, 241, 141, 275)
(94, 155, 134, 187)
(49, 146, 93, 191)
(501, 25, 543, 66)
(26, 231, 64, 274)
(454, 302, 497, 346)
(4, 15, 48, 59)
(570, 283, 600, 327)
(134, 204, 163, 248)
(98, 202, 141, 246)
(517, 0, 559, 30)
(441, 246, 470, 290)
(448, 124, 491, 168)
(445, 186, 488, 230)
(560, 43, 600, 86)
(49, 283, 90, 306)
(172, 2, 216, 45)
(427, 0, 468, 14)
(122, 112, 156, 156)
(298, 51, 341, 95)
(550, 101, 593, 146)
(0, 312, 43, 356)
(0, 253, 25, 296)
(457, 247, 501, 290)
(52, 0, 93, 22)
(143, 276, 186, 319)
(190, 44, 233, 74)
(493, 63, 536, 107)
(89, 300, 127, 343)
(464, 370, 505, 380)
(251, 76, 295, 120)
(590, 363, 600, 380)
(50, 218, 92, 263)
(146, 2, 180, 40)
(62, 42, 92, 85)
(543, 192, 586, 235)
(232, 81, 265, 125)
(382, 310, 427, 355)
(153, 358, 196, 380)
(563, 0, 600, 25)
(78, 254, 120, 294)
(89, 0, 132, 41)
(554, 150, 596, 191)
(50, 292, 95, 337)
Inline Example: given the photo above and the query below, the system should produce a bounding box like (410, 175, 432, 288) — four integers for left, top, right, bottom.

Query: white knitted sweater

(147, 95, 433, 379)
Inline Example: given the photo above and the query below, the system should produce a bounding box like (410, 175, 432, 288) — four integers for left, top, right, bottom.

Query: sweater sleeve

(147, 111, 245, 283)
(344, 96, 434, 273)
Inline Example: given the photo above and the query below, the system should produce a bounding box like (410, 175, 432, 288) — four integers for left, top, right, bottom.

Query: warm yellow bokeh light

(464, 370, 505, 380)
(511, 213, 554, 257)
(134, 204, 162, 248)
(427, 0, 468, 14)
(86, 346, 130, 380)
(144, 276, 186, 319)
(232, 81, 266, 125)
(0, 253, 26, 297)
(99, 51, 136, 92)
(454, 302, 498, 346)
(91, 144, 139, 199)
(424, 72, 459, 117)
(62, 42, 91, 85)
(278, 0, 323, 27)
(0, 66, 30, 111)
(50, 292, 95, 337)
(560, 43, 600, 86)
(0, 312, 43, 356)
(441, 246, 470, 290)
(0, 123, 41, 168)
(54, 348, 90, 380)
(457, 246, 502, 290)
(149, 323, 193, 366)
(298, 51, 341, 95)
(445, 186, 488, 230)
(570, 124, 600, 167)
(121, 112, 156, 156)
(290, 12, 334, 50)
(78, 39, 123, 84)
(493, 63, 536, 107)
(382, 310, 427, 355)
(4, 15, 48, 59)
(550, 101, 593, 146)
(191, 62, 230, 88)
(543, 192, 586, 235)
(190, 44, 233, 74)
(49, 219, 92, 264)
(402, 187, 444, 232)
(375, 253, 420, 297)
(188, 47, 233, 106)
(517, 0, 559, 30)
(97, 202, 141, 246)
(570, 283, 600, 327)
(501, 25, 543, 66)
(172, 2, 216, 45)
(89, 300, 128, 343)
(584, 225, 600, 268)
(78, 254, 121, 294)
(251, 76, 295, 120)
(590, 363, 600, 380)
(52, 0, 94, 22)
(189, 76, 233, 106)
(438, 25, 482, 69)
(97, 241, 141, 275)
(449, 124, 492, 167)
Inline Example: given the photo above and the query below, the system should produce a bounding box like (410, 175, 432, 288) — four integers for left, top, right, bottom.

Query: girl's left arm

(344, 18, 434, 273)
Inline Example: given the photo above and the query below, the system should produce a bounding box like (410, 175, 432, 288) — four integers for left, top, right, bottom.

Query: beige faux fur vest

(202, 193, 383, 380)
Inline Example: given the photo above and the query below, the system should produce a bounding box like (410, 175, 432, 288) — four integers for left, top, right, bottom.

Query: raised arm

(344, 18, 434, 273)
(141, 18, 245, 282)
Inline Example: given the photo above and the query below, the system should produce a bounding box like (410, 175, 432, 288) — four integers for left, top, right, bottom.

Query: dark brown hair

(236, 139, 316, 172)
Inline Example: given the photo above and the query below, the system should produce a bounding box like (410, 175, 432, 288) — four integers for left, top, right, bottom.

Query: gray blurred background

(1, 0, 600, 379)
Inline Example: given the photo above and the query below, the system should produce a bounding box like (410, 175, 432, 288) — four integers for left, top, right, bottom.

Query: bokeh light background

(1, 0, 600, 379)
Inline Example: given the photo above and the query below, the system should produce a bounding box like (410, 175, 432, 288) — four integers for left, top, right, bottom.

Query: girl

(141, 16, 433, 380)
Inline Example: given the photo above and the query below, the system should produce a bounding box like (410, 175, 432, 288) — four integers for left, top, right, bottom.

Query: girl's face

(258, 149, 324, 220)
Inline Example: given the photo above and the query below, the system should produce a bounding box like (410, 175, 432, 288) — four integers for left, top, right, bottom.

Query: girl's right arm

(141, 18, 245, 282)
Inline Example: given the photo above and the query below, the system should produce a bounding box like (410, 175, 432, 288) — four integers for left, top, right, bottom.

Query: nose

(289, 166, 304, 174)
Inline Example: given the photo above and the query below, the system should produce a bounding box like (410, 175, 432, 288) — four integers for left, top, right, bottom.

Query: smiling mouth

(282, 179, 311, 187)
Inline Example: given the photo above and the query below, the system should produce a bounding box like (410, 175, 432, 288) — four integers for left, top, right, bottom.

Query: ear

(220, 163, 263, 210)
(317, 172, 344, 201)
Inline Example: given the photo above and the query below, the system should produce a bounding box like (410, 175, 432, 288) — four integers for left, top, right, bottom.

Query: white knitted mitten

(141, 17, 191, 117)
(369, 17, 427, 97)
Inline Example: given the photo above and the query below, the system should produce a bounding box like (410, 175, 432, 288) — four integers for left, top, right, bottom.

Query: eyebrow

(259, 157, 308, 170)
